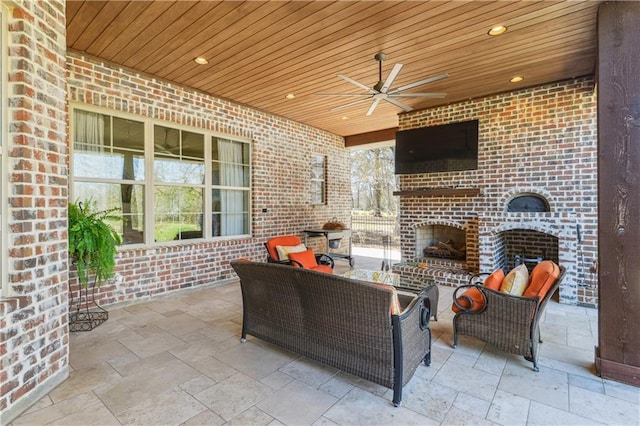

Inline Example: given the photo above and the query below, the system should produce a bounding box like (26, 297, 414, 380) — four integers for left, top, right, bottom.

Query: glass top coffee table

(343, 269, 439, 320)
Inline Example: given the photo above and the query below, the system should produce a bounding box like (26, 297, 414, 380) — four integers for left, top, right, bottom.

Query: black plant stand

(69, 274, 108, 332)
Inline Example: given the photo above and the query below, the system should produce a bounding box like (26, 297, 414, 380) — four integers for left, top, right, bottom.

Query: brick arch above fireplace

(500, 187, 555, 212)
(479, 213, 579, 304)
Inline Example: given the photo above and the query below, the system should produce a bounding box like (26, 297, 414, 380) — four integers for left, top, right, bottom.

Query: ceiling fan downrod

(373, 52, 386, 92)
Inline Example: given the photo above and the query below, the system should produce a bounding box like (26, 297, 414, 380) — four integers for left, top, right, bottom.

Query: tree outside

(350, 147, 400, 251)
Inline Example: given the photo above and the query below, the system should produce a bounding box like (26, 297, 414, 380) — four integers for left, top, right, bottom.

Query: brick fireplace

(392, 78, 598, 307)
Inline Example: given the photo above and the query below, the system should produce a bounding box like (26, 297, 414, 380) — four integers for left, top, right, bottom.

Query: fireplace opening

(495, 229, 558, 272)
(418, 224, 466, 261)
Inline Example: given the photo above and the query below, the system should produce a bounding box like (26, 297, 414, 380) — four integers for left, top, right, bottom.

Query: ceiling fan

(316, 53, 448, 116)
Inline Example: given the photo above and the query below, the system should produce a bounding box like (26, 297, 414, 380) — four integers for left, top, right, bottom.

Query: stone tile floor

(12, 254, 639, 425)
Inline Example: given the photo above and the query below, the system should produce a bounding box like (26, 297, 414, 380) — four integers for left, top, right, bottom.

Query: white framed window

(310, 154, 326, 205)
(70, 105, 252, 245)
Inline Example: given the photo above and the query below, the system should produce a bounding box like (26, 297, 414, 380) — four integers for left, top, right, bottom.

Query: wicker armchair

(452, 262, 565, 371)
(264, 235, 334, 272)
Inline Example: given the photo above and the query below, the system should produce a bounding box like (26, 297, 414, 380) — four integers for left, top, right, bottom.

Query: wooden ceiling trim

(168, 1, 316, 84)
(193, 2, 400, 91)
(71, 2, 130, 52)
(66, 1, 109, 46)
(344, 128, 398, 147)
(212, 2, 479, 97)
(354, 3, 596, 88)
(97, 2, 178, 59)
(80, 2, 155, 57)
(161, 2, 290, 81)
(251, 29, 595, 116)
(108, 2, 201, 65)
(217, 2, 576, 101)
(126, 2, 230, 69)
(140, 2, 267, 75)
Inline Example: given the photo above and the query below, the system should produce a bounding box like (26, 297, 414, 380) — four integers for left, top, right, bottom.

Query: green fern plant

(68, 200, 122, 287)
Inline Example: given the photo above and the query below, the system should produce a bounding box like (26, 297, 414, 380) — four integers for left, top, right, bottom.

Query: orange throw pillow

(452, 268, 504, 313)
(288, 248, 318, 269)
(523, 260, 560, 300)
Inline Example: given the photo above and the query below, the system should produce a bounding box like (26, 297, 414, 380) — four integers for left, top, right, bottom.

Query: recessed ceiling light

(285, 93, 295, 99)
(510, 76, 524, 83)
(488, 25, 507, 36)
(341, 116, 348, 120)
(194, 57, 208, 65)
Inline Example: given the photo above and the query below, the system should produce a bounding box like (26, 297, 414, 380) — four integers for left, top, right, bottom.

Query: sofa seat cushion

(310, 264, 334, 274)
(523, 260, 560, 300)
(452, 268, 504, 313)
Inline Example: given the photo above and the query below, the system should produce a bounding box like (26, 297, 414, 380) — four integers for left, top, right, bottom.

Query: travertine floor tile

(213, 340, 297, 380)
(498, 361, 569, 410)
(95, 358, 200, 414)
(486, 389, 530, 426)
(257, 380, 338, 425)
(401, 375, 458, 422)
(527, 400, 602, 425)
(12, 392, 103, 425)
(194, 372, 273, 421)
(323, 387, 436, 425)
(569, 385, 640, 425)
(116, 387, 207, 425)
(432, 357, 500, 401)
(278, 357, 339, 388)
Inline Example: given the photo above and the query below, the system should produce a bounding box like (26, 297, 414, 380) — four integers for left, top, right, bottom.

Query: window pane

(74, 151, 145, 180)
(182, 131, 204, 160)
(154, 125, 180, 156)
(113, 117, 144, 151)
(73, 182, 145, 245)
(213, 189, 249, 237)
(73, 110, 110, 152)
(154, 186, 204, 242)
(311, 181, 325, 204)
(154, 158, 204, 184)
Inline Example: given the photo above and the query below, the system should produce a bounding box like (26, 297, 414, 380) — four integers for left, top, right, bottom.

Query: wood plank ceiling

(66, 1, 601, 138)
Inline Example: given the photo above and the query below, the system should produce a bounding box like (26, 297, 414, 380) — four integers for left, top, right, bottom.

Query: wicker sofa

(230, 260, 432, 406)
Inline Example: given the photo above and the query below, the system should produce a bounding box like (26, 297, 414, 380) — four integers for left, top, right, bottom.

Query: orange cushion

(484, 268, 504, 290)
(266, 235, 302, 260)
(452, 268, 504, 313)
(310, 264, 334, 274)
(500, 264, 529, 296)
(288, 248, 318, 268)
(523, 260, 560, 300)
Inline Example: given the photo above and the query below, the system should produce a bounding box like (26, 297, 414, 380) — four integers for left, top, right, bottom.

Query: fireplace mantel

(393, 188, 481, 197)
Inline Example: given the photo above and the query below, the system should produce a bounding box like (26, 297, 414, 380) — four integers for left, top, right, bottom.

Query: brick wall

(66, 52, 351, 308)
(395, 78, 598, 306)
(0, 1, 69, 422)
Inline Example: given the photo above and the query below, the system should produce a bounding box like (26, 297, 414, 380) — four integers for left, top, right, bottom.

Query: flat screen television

(394, 119, 479, 174)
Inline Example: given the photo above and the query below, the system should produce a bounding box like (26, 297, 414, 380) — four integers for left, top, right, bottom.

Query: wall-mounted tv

(394, 119, 479, 174)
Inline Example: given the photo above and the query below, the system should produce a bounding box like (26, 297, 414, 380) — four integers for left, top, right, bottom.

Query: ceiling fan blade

(338, 73, 376, 93)
(383, 97, 413, 112)
(315, 93, 373, 97)
(380, 63, 403, 93)
(389, 73, 449, 94)
(366, 98, 382, 116)
(330, 97, 374, 111)
(390, 92, 447, 98)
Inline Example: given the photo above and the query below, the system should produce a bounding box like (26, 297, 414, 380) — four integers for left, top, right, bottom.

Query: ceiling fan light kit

(316, 52, 448, 116)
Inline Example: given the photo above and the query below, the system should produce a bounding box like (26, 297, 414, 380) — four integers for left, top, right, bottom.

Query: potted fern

(68, 200, 122, 331)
